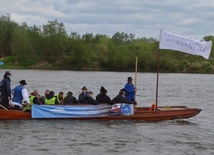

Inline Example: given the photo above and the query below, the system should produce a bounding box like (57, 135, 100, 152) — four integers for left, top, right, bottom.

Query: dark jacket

(112, 95, 135, 104)
(0, 77, 11, 99)
(96, 93, 112, 104)
(64, 95, 78, 104)
(78, 92, 88, 102)
(79, 96, 98, 105)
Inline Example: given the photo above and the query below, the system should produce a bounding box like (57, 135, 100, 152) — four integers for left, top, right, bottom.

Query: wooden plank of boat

(0, 106, 201, 121)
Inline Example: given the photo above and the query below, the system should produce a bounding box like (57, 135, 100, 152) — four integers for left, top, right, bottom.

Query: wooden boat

(0, 105, 201, 121)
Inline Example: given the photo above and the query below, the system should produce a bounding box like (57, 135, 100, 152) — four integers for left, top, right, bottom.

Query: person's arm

(74, 97, 78, 104)
(111, 96, 117, 104)
(55, 96, 59, 104)
(22, 88, 30, 104)
(5, 80, 11, 99)
(91, 98, 98, 105)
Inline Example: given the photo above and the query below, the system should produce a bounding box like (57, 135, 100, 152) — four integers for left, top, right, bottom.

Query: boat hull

(0, 106, 201, 121)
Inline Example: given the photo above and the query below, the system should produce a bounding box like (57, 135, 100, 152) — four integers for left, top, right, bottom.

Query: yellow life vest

(45, 97, 56, 105)
(24, 95, 35, 111)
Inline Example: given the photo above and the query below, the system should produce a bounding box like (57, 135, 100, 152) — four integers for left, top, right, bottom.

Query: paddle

(0, 104, 8, 110)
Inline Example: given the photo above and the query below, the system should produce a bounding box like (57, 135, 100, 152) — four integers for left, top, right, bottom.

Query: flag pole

(134, 57, 138, 100)
(155, 49, 160, 110)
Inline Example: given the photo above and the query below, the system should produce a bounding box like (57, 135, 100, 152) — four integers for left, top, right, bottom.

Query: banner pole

(155, 49, 160, 110)
(134, 57, 138, 100)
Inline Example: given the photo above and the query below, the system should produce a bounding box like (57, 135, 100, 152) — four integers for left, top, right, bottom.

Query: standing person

(124, 77, 137, 101)
(96, 86, 112, 104)
(78, 86, 88, 102)
(0, 71, 12, 109)
(11, 80, 30, 110)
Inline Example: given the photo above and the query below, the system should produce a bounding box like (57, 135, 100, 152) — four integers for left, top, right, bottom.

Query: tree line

(0, 14, 214, 73)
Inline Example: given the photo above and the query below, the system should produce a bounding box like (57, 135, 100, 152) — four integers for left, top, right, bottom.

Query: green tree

(0, 14, 18, 57)
(42, 19, 68, 61)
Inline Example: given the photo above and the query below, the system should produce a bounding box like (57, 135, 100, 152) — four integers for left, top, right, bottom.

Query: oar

(0, 104, 8, 110)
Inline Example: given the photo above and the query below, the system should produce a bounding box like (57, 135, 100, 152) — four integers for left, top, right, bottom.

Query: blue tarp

(32, 104, 134, 118)
(32, 105, 112, 118)
(0, 61, 4, 65)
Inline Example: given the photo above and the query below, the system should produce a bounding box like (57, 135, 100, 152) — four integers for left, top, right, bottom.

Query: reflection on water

(0, 69, 214, 155)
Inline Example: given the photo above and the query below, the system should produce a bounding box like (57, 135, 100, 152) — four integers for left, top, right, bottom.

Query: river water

(0, 69, 213, 155)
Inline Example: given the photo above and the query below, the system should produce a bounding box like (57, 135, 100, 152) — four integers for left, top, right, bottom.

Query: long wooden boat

(0, 105, 201, 121)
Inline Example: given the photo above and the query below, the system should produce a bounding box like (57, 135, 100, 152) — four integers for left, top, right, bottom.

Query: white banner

(159, 30, 212, 59)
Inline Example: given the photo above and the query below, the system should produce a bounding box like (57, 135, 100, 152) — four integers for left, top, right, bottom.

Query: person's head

(127, 77, 133, 84)
(82, 86, 87, 93)
(36, 94, 41, 99)
(100, 86, 107, 94)
(32, 90, 39, 96)
(88, 91, 93, 97)
(67, 91, 73, 96)
(58, 91, 64, 98)
(44, 89, 50, 97)
(19, 80, 27, 86)
(4, 71, 12, 78)
(119, 88, 126, 97)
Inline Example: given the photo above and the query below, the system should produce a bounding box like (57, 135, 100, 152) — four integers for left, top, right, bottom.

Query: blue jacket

(124, 83, 135, 101)
(12, 85, 24, 104)
(0, 77, 11, 99)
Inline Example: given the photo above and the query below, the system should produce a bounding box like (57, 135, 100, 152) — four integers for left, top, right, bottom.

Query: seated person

(79, 91, 98, 105)
(29, 90, 42, 105)
(64, 91, 78, 104)
(56, 91, 64, 104)
(45, 91, 58, 105)
(25, 90, 42, 111)
(96, 86, 112, 104)
(78, 86, 88, 102)
(40, 89, 50, 104)
(112, 89, 136, 104)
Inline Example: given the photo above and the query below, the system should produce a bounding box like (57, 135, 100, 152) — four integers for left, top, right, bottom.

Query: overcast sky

(1, 0, 213, 40)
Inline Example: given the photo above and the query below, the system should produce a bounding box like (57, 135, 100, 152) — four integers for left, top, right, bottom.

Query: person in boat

(112, 88, 136, 104)
(56, 91, 64, 104)
(25, 90, 42, 111)
(79, 91, 98, 105)
(11, 80, 30, 110)
(124, 77, 137, 101)
(45, 91, 58, 105)
(96, 86, 112, 104)
(40, 89, 50, 104)
(64, 91, 78, 104)
(0, 71, 12, 109)
(78, 86, 88, 102)
(29, 90, 42, 104)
